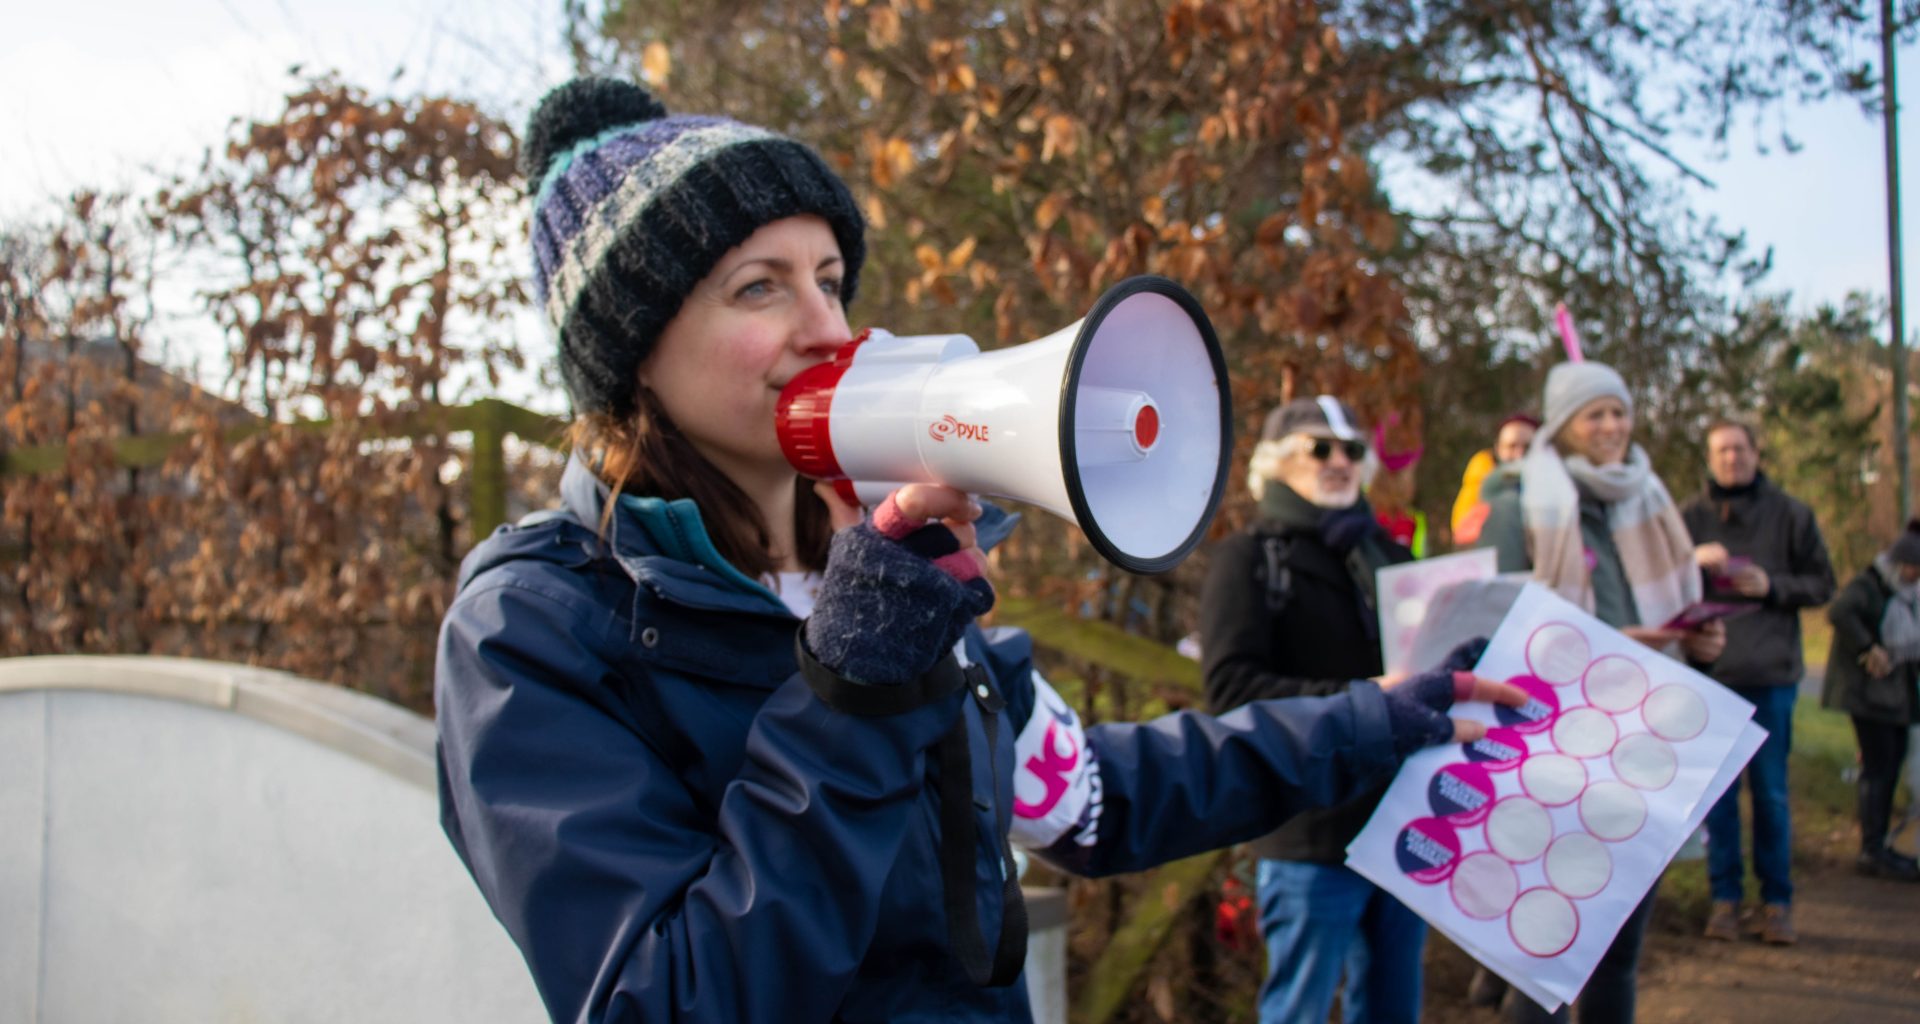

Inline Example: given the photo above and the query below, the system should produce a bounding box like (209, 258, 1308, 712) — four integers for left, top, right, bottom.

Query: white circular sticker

(1545, 832, 1613, 899)
(1580, 781, 1647, 841)
(1509, 888, 1580, 957)
(1520, 753, 1588, 806)
(1395, 597, 1428, 629)
(1643, 684, 1709, 741)
(1552, 706, 1619, 759)
(1526, 623, 1591, 684)
(1451, 852, 1521, 920)
(1487, 796, 1554, 863)
(1582, 655, 1649, 712)
(1612, 733, 1678, 790)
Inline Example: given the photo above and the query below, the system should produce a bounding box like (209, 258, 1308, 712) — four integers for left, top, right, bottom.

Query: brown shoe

(1758, 903, 1797, 945)
(1704, 900, 1741, 941)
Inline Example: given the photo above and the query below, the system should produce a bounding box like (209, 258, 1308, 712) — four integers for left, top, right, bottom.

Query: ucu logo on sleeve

(1008, 675, 1099, 850)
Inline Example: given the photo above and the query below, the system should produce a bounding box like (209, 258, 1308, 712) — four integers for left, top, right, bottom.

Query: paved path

(1636, 865, 1920, 1024)
(1636, 667, 1920, 1024)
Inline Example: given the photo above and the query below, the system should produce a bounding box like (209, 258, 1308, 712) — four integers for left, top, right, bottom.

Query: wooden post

(1073, 851, 1224, 1024)
(468, 399, 509, 542)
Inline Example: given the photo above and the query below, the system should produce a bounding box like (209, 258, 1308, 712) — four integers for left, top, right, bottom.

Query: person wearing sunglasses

(1199, 395, 1433, 1024)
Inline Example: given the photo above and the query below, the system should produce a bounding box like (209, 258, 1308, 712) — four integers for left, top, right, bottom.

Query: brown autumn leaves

(3, 1, 1418, 701)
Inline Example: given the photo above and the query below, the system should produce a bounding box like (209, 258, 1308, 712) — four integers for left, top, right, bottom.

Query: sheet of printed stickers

(1348, 583, 1766, 1012)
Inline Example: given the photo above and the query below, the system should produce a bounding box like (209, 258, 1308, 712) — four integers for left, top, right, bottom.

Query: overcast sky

(4, 2, 1916, 335)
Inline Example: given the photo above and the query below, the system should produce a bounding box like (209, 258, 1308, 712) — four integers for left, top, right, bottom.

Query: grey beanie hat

(1538, 361, 1631, 447)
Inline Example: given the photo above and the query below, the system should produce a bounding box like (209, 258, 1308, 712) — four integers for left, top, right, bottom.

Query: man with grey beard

(1200, 396, 1426, 1024)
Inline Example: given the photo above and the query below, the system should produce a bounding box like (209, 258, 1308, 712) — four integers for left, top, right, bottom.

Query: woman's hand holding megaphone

(815, 482, 987, 579)
(804, 484, 995, 687)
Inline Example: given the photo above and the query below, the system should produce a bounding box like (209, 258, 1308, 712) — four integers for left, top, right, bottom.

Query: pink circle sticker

(1545, 832, 1613, 899)
(1579, 781, 1647, 841)
(1612, 733, 1678, 790)
(1428, 761, 1498, 825)
(1582, 655, 1649, 713)
(1495, 675, 1562, 734)
(1463, 727, 1529, 770)
(1510, 888, 1581, 957)
(1520, 752, 1587, 806)
(1643, 684, 1709, 741)
(1395, 817, 1462, 883)
(1552, 707, 1619, 759)
(1486, 795, 1555, 863)
(1526, 623, 1591, 684)
(1451, 852, 1520, 920)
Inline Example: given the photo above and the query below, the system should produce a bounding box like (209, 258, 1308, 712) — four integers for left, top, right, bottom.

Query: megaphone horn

(776, 275, 1232, 574)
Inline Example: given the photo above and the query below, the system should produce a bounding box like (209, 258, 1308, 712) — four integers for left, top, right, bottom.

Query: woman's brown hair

(571, 386, 833, 579)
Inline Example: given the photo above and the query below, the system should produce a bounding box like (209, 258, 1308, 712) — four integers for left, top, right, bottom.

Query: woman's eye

(735, 279, 774, 300)
(818, 276, 843, 298)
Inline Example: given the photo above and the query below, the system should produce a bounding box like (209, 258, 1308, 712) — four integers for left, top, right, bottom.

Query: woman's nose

(792, 288, 851, 357)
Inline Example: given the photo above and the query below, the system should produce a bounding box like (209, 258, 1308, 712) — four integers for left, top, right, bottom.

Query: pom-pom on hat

(525, 77, 867, 418)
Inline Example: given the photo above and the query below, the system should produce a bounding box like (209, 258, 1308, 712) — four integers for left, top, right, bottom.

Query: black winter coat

(1680, 474, 1835, 689)
(1199, 512, 1411, 862)
(1823, 565, 1920, 725)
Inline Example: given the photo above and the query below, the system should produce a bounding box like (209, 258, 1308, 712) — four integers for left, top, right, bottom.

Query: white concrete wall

(0, 656, 1074, 1024)
(1022, 888, 1070, 1024)
(0, 657, 545, 1024)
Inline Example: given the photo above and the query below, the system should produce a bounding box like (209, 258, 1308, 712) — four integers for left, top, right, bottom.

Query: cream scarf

(1520, 442, 1700, 627)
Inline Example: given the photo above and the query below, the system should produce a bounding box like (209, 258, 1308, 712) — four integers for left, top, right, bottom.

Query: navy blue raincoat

(435, 458, 1400, 1023)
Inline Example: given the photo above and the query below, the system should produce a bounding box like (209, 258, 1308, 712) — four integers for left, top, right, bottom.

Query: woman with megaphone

(433, 77, 1526, 1024)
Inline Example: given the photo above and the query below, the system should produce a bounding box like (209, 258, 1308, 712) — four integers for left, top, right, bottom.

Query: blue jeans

(1255, 859, 1425, 1024)
(1705, 684, 1796, 905)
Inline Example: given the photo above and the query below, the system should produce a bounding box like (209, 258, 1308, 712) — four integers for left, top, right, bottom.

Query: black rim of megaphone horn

(1057, 275, 1232, 575)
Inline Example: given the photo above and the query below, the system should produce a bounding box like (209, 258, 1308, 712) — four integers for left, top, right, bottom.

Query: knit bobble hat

(525, 77, 867, 418)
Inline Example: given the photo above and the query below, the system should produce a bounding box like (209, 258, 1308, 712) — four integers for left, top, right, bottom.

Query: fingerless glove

(1382, 637, 1489, 758)
(803, 495, 996, 686)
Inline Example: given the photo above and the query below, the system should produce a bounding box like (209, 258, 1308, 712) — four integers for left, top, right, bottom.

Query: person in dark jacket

(1822, 523, 1920, 882)
(1477, 358, 1725, 1024)
(1200, 395, 1427, 1024)
(433, 78, 1526, 1024)
(1680, 419, 1836, 943)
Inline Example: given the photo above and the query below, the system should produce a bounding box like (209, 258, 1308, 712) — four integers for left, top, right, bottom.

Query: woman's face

(1557, 397, 1633, 466)
(640, 215, 851, 486)
(1495, 421, 1537, 463)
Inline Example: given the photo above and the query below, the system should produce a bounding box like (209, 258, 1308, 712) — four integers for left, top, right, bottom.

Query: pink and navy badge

(1428, 761, 1498, 825)
(1396, 816, 1462, 883)
(1463, 726, 1528, 770)
(1494, 675, 1561, 734)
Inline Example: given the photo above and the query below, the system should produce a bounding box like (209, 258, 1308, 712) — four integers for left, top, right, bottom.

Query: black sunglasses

(1309, 438, 1368, 462)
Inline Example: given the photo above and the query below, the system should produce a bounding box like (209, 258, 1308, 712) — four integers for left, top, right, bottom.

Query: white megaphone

(776, 275, 1232, 574)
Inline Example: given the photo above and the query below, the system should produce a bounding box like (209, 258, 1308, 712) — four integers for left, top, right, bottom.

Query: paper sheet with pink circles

(1345, 582, 1765, 1013)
